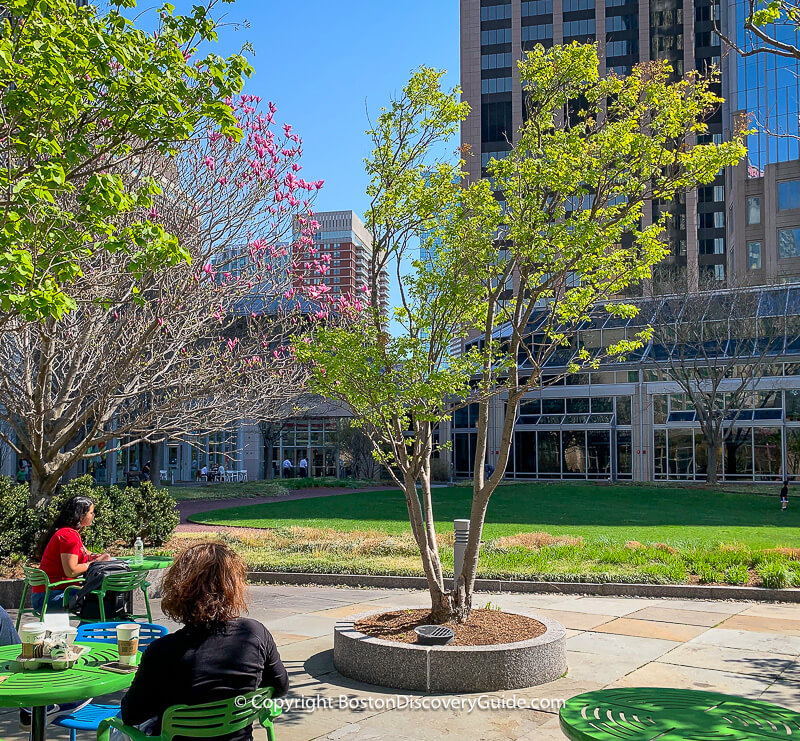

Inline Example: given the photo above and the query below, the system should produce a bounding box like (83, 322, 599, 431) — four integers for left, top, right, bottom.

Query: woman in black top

(121, 542, 288, 741)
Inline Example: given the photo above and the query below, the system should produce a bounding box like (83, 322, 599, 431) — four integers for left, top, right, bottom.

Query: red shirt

(34, 527, 89, 593)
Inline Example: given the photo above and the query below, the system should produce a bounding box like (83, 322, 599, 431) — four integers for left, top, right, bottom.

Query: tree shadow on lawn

(190, 481, 800, 532)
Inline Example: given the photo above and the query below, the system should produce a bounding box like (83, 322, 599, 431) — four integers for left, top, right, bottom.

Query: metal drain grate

(414, 625, 455, 645)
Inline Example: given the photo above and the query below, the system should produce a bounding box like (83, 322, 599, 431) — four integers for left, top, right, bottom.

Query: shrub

(430, 458, 452, 482)
(117, 482, 179, 546)
(757, 560, 792, 589)
(724, 564, 749, 586)
(6, 476, 179, 561)
(0, 477, 41, 562)
(696, 563, 723, 584)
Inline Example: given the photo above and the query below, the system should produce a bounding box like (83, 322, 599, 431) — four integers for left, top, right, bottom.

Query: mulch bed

(354, 608, 546, 646)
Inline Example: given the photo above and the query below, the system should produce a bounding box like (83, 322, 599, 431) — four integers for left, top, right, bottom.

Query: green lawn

(170, 476, 386, 501)
(189, 481, 800, 549)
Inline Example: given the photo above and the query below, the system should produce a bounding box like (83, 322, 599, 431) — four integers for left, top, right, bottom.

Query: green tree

(0, 0, 251, 321)
(297, 47, 746, 623)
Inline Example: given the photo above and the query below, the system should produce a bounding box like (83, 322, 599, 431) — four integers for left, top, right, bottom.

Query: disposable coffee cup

(116, 623, 140, 665)
(20, 622, 47, 659)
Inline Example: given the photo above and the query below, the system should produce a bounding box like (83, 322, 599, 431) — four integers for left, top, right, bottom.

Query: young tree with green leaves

(298, 46, 746, 623)
(0, 0, 250, 321)
(296, 68, 499, 622)
(452, 45, 746, 620)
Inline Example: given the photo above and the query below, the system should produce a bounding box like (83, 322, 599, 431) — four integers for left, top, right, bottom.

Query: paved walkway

(2, 586, 800, 740)
(177, 487, 387, 533)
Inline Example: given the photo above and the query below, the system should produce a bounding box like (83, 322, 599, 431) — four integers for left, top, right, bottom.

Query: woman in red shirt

(34, 496, 110, 613)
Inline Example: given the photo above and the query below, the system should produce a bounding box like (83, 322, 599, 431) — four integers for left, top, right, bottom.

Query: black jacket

(121, 618, 289, 741)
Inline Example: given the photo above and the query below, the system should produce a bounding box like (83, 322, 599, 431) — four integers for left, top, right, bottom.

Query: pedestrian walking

(299, 457, 308, 478)
(282, 458, 293, 478)
(781, 480, 789, 511)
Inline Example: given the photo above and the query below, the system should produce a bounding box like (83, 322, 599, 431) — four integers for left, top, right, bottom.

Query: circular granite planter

(333, 610, 567, 693)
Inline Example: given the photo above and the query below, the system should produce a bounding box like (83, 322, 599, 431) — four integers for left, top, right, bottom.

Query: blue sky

(171, 0, 460, 215)
(165, 0, 461, 313)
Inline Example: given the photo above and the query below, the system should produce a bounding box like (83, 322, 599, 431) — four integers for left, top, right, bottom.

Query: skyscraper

(460, 0, 800, 288)
(293, 210, 390, 314)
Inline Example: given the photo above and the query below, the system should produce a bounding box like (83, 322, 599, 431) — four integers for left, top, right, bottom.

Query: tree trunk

(148, 442, 161, 485)
(28, 466, 61, 508)
(706, 433, 719, 485)
(400, 477, 453, 623)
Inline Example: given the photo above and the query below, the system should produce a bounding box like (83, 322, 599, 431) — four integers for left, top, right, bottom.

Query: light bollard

(453, 519, 470, 582)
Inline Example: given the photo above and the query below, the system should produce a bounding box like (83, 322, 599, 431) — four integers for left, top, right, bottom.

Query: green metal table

(116, 555, 173, 572)
(560, 688, 800, 740)
(0, 642, 138, 741)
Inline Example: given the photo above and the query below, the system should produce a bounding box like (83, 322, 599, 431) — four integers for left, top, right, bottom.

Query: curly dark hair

(161, 542, 248, 625)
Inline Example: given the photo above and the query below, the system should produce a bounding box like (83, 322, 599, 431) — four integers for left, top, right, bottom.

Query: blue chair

(52, 622, 168, 741)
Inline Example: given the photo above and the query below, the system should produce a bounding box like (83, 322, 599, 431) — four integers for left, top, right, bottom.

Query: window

(746, 196, 761, 224)
(608, 64, 631, 75)
(482, 76, 513, 94)
(698, 212, 714, 229)
(778, 181, 800, 210)
(521, 23, 552, 41)
(714, 211, 725, 228)
(481, 52, 513, 70)
(748, 241, 762, 270)
(696, 30, 720, 47)
(714, 237, 725, 254)
(481, 28, 512, 45)
(606, 14, 638, 31)
(563, 0, 593, 10)
(481, 149, 510, 167)
(482, 101, 513, 142)
(652, 8, 682, 24)
(564, 18, 595, 36)
(652, 34, 684, 52)
(607, 39, 638, 56)
(714, 186, 724, 202)
(480, 3, 511, 21)
(521, 0, 552, 15)
(779, 228, 800, 258)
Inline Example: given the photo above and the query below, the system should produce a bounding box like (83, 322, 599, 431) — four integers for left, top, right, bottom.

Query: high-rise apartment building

(293, 210, 390, 313)
(460, 0, 800, 288)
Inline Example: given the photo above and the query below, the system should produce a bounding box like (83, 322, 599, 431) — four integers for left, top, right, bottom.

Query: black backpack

(68, 560, 131, 620)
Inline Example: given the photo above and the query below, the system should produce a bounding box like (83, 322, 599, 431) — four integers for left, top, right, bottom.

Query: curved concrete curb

(248, 571, 800, 602)
(333, 610, 567, 693)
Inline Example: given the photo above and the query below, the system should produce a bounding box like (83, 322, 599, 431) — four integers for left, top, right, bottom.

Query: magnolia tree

(298, 47, 746, 623)
(0, 0, 250, 322)
(0, 96, 327, 505)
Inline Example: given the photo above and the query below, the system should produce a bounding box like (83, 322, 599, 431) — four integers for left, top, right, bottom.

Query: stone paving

(2, 585, 800, 740)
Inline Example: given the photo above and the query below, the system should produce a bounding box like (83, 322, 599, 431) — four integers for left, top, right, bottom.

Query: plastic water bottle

(134, 537, 144, 565)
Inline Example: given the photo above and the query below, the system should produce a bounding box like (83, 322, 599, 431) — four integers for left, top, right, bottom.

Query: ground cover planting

(187, 482, 800, 587)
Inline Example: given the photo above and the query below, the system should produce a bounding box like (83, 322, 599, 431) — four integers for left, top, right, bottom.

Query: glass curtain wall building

(450, 284, 800, 482)
(461, 0, 728, 287)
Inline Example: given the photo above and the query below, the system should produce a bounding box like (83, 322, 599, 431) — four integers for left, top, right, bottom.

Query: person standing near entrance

(282, 458, 293, 478)
(299, 457, 308, 478)
(781, 480, 790, 511)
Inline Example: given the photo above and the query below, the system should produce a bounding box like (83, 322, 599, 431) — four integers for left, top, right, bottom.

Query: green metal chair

(97, 687, 281, 741)
(64, 570, 153, 623)
(15, 565, 83, 630)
